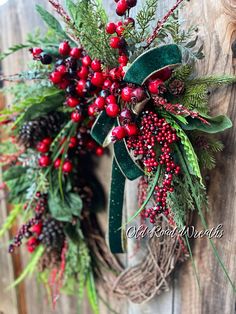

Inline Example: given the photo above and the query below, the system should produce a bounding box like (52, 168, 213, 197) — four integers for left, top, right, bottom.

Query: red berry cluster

(30, 47, 52, 65)
(127, 111, 180, 223)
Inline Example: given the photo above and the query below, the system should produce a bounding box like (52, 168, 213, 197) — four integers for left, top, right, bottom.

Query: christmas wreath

(0, 0, 235, 312)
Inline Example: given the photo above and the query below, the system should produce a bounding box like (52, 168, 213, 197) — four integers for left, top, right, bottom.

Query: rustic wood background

(0, 0, 235, 314)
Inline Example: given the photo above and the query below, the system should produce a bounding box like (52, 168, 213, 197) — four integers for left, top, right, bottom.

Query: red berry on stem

(124, 17, 135, 26)
(71, 111, 82, 123)
(106, 95, 117, 104)
(70, 47, 82, 59)
(91, 72, 104, 87)
(77, 66, 89, 79)
(42, 138, 52, 145)
(95, 146, 104, 156)
(88, 104, 97, 116)
(31, 223, 42, 236)
(91, 59, 102, 72)
(120, 108, 133, 125)
(57, 65, 67, 74)
(116, 25, 125, 36)
(118, 54, 128, 65)
(95, 96, 106, 109)
(126, 0, 137, 8)
(82, 55, 92, 67)
(36, 142, 49, 153)
(125, 123, 138, 136)
(103, 79, 112, 89)
(132, 87, 146, 102)
(69, 136, 77, 148)
(106, 22, 117, 34)
(62, 161, 73, 173)
(54, 158, 61, 169)
(31, 47, 43, 57)
(59, 41, 71, 56)
(76, 79, 86, 94)
(110, 37, 120, 49)
(116, 0, 128, 16)
(50, 71, 63, 84)
(67, 97, 80, 107)
(39, 155, 51, 167)
(112, 126, 126, 140)
(148, 79, 165, 94)
(121, 86, 134, 102)
(106, 103, 120, 118)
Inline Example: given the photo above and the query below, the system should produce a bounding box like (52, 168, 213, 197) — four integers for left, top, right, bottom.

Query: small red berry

(116, 0, 128, 16)
(121, 86, 134, 102)
(112, 126, 126, 140)
(88, 104, 97, 116)
(91, 59, 102, 72)
(69, 136, 77, 148)
(70, 47, 82, 59)
(124, 124, 138, 136)
(95, 96, 106, 110)
(126, 0, 137, 8)
(67, 97, 80, 107)
(36, 142, 49, 153)
(106, 22, 117, 34)
(103, 79, 112, 89)
(106, 95, 117, 104)
(56, 65, 67, 74)
(132, 87, 146, 102)
(148, 79, 165, 94)
(91, 72, 104, 87)
(118, 55, 128, 65)
(124, 17, 135, 26)
(39, 155, 51, 167)
(82, 55, 92, 67)
(31, 223, 42, 236)
(50, 71, 63, 84)
(95, 146, 104, 156)
(59, 41, 71, 56)
(31, 47, 43, 57)
(54, 158, 61, 169)
(71, 111, 82, 123)
(42, 138, 52, 145)
(62, 161, 73, 173)
(59, 79, 70, 90)
(106, 103, 120, 118)
(116, 25, 125, 36)
(109, 37, 120, 49)
(76, 79, 86, 94)
(77, 66, 89, 79)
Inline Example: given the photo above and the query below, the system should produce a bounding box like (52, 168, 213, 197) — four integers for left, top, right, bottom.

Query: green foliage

(8, 246, 44, 288)
(48, 181, 82, 222)
(86, 271, 99, 314)
(36, 5, 68, 39)
(190, 133, 224, 170)
(3, 165, 28, 181)
(0, 205, 22, 239)
(172, 64, 192, 81)
(65, 0, 116, 65)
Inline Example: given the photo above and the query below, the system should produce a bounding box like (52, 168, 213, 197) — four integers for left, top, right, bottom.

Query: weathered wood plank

(180, 1, 236, 313)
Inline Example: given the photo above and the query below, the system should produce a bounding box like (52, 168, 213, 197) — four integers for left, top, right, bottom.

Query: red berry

(118, 54, 128, 65)
(91, 59, 102, 72)
(116, 25, 125, 36)
(124, 17, 135, 26)
(88, 104, 97, 116)
(59, 41, 71, 56)
(106, 95, 117, 104)
(91, 72, 104, 87)
(70, 47, 82, 59)
(95, 146, 104, 156)
(82, 55, 92, 67)
(67, 97, 80, 107)
(69, 136, 77, 148)
(76, 79, 86, 94)
(148, 79, 165, 94)
(36, 142, 49, 153)
(116, 0, 128, 16)
(120, 109, 133, 125)
(54, 158, 61, 169)
(50, 71, 63, 84)
(59, 79, 70, 90)
(71, 111, 82, 123)
(112, 126, 126, 140)
(103, 79, 112, 89)
(95, 96, 106, 110)
(121, 86, 134, 102)
(106, 103, 120, 118)
(57, 65, 67, 74)
(126, 0, 137, 8)
(39, 155, 51, 167)
(62, 161, 73, 173)
(110, 37, 120, 49)
(31, 223, 42, 236)
(77, 66, 89, 79)
(42, 138, 52, 145)
(31, 47, 43, 57)
(106, 22, 117, 34)
(125, 124, 138, 136)
(132, 87, 146, 102)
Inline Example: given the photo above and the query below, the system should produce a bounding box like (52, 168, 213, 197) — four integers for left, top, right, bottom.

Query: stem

(145, 0, 185, 48)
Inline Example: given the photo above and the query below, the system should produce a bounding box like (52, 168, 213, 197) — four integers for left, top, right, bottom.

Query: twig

(145, 0, 185, 48)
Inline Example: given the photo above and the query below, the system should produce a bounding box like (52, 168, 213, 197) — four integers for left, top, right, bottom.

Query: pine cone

(18, 112, 66, 147)
(168, 79, 185, 96)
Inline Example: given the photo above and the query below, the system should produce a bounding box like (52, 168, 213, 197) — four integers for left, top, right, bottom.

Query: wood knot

(231, 39, 236, 58)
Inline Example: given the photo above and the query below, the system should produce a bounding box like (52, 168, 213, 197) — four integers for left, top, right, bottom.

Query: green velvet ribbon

(91, 44, 182, 253)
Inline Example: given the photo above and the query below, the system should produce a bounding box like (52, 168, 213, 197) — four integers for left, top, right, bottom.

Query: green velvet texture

(114, 140, 144, 180)
(124, 44, 182, 85)
(108, 159, 126, 253)
(91, 111, 115, 146)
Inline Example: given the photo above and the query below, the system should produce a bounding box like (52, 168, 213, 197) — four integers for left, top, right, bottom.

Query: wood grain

(180, 1, 236, 314)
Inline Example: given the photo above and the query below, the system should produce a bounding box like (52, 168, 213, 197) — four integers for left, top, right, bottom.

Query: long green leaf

(86, 272, 99, 314)
(0, 205, 22, 238)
